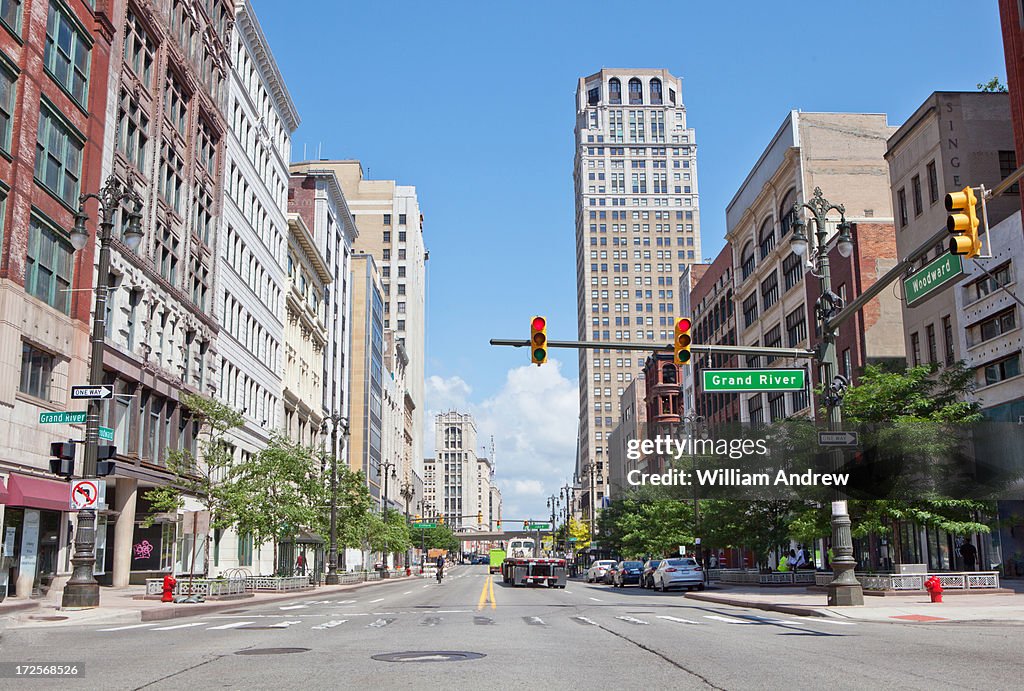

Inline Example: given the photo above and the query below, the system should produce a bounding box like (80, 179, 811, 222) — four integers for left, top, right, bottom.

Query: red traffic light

(676, 317, 692, 332)
(532, 316, 546, 331)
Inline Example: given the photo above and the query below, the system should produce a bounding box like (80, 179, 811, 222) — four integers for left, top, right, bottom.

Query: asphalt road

(1, 565, 1020, 689)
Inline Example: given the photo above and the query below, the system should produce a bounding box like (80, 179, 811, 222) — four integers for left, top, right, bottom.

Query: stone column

(112, 478, 138, 588)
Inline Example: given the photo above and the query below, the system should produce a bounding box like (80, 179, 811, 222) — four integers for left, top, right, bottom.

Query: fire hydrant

(924, 575, 943, 603)
(161, 574, 177, 603)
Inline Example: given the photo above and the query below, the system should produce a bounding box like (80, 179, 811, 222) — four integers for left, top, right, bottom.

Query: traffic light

(530, 316, 547, 365)
(945, 187, 981, 258)
(477, 512, 483, 523)
(496, 520, 501, 529)
(49, 440, 75, 478)
(439, 513, 445, 525)
(674, 317, 692, 365)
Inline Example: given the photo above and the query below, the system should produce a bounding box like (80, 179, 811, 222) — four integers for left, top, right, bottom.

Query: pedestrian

(794, 547, 807, 570)
(295, 552, 306, 576)
(435, 553, 445, 583)
(786, 549, 799, 571)
(959, 539, 978, 571)
(709, 554, 718, 569)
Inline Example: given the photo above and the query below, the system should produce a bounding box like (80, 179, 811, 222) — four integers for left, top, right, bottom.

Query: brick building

(999, 0, 1024, 211)
(690, 246, 740, 429)
(0, 0, 114, 599)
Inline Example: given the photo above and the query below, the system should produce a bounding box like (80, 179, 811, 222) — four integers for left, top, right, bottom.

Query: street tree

(335, 469, 375, 569)
(142, 393, 244, 575)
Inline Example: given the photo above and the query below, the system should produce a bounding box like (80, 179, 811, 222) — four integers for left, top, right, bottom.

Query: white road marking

(574, 616, 598, 625)
(589, 597, 603, 602)
(97, 623, 156, 632)
(369, 598, 385, 603)
(422, 585, 431, 589)
(526, 616, 546, 625)
(279, 605, 307, 610)
(435, 610, 471, 613)
(657, 615, 701, 625)
(312, 620, 348, 630)
(403, 591, 412, 595)
(616, 615, 650, 625)
(151, 622, 208, 631)
(563, 590, 573, 594)
(797, 618, 856, 626)
(268, 620, 303, 628)
(207, 621, 254, 630)
(368, 618, 391, 628)
(337, 600, 357, 604)
(704, 615, 748, 624)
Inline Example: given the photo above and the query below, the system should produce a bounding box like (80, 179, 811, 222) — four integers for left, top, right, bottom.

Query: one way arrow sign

(71, 385, 113, 400)
(818, 431, 859, 447)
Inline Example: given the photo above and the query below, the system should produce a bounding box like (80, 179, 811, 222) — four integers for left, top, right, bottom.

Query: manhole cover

(372, 651, 485, 663)
(30, 615, 69, 621)
(235, 648, 310, 656)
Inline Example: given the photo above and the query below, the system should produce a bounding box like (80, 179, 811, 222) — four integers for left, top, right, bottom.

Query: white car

(653, 558, 704, 591)
(586, 560, 617, 583)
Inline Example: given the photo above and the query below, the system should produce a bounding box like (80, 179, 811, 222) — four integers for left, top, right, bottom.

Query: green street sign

(39, 411, 88, 424)
(903, 252, 964, 307)
(568, 537, 579, 542)
(412, 522, 437, 529)
(702, 368, 806, 392)
(526, 522, 552, 531)
(99, 426, 114, 442)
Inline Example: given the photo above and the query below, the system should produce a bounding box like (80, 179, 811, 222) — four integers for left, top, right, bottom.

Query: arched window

(628, 78, 643, 104)
(759, 218, 776, 259)
(662, 363, 677, 384)
(779, 188, 797, 236)
(650, 78, 663, 105)
(609, 78, 621, 104)
(741, 241, 756, 280)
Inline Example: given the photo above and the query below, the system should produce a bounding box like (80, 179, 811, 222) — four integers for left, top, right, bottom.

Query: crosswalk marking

(312, 620, 348, 630)
(279, 605, 307, 610)
(524, 616, 546, 626)
(704, 615, 749, 624)
(151, 622, 208, 631)
(369, 598, 385, 603)
(403, 591, 412, 594)
(657, 615, 701, 625)
(268, 620, 303, 628)
(616, 616, 649, 625)
(337, 600, 357, 604)
(574, 616, 598, 625)
(368, 618, 393, 628)
(207, 621, 254, 630)
(98, 623, 156, 632)
(589, 597, 603, 602)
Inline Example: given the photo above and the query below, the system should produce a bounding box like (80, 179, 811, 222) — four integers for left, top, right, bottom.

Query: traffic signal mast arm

(491, 337, 816, 359)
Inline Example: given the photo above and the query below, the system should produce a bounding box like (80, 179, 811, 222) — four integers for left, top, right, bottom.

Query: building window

(0, 60, 14, 154)
(26, 216, 73, 314)
(35, 103, 84, 207)
(747, 395, 763, 426)
(193, 184, 215, 245)
(649, 78, 662, 105)
(910, 332, 920, 367)
(768, 391, 786, 422)
(1, 0, 23, 34)
(398, 213, 407, 225)
(740, 242, 755, 280)
(999, 150, 1020, 195)
(983, 352, 1021, 385)
(587, 86, 600, 105)
(911, 175, 923, 216)
(19, 342, 54, 400)
(973, 308, 1016, 346)
(842, 348, 852, 378)
(764, 324, 782, 363)
(116, 89, 149, 171)
(758, 218, 775, 259)
(785, 307, 806, 347)
(165, 71, 189, 135)
(926, 323, 937, 364)
(383, 213, 391, 225)
(760, 271, 779, 310)
(44, 0, 90, 107)
(609, 77, 621, 104)
(196, 117, 217, 173)
(742, 292, 758, 328)
(0, 186, 5, 250)
(124, 9, 155, 88)
(926, 160, 939, 204)
(190, 255, 209, 310)
(238, 532, 253, 566)
(790, 386, 809, 413)
(155, 225, 180, 285)
(897, 187, 908, 227)
(159, 144, 184, 212)
(965, 262, 1012, 303)
(628, 78, 642, 104)
(942, 316, 954, 365)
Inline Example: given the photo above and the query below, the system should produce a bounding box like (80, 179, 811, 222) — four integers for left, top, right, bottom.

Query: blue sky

(252, 0, 1008, 520)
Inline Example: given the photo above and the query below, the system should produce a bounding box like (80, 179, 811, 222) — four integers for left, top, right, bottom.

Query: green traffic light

(533, 348, 547, 361)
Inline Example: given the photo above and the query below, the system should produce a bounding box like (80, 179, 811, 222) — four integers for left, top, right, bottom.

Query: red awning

(3, 474, 69, 512)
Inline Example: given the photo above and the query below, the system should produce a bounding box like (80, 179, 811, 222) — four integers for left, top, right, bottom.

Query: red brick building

(690, 246, 740, 429)
(1000, 0, 1024, 211)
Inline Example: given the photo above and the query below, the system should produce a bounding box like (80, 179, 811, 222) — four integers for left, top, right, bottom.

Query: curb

(139, 575, 417, 622)
(684, 591, 828, 618)
(0, 600, 42, 616)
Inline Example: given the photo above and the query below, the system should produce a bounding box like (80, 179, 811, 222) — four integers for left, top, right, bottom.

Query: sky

(252, 0, 1009, 521)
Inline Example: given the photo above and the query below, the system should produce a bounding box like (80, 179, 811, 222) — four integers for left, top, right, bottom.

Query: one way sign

(818, 431, 859, 447)
(71, 385, 113, 400)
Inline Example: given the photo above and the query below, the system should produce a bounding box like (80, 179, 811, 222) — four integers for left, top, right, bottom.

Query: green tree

(143, 393, 244, 574)
(229, 433, 327, 575)
(977, 77, 1008, 92)
(598, 488, 694, 558)
(334, 469, 375, 569)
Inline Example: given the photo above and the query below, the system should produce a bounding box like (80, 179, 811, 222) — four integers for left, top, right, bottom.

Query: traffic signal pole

(491, 338, 817, 360)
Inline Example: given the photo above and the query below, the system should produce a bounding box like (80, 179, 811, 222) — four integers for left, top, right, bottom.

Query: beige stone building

(574, 68, 703, 519)
(726, 111, 902, 423)
(347, 253, 385, 502)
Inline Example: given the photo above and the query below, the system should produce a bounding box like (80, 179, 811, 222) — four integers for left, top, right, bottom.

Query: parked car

(586, 560, 616, 583)
(653, 558, 704, 591)
(641, 560, 662, 589)
(613, 560, 644, 587)
(602, 562, 619, 584)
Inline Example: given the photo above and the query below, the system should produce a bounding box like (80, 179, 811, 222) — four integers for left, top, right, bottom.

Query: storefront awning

(2, 474, 69, 512)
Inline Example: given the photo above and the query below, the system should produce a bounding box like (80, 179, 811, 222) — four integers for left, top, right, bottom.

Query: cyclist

(435, 554, 445, 583)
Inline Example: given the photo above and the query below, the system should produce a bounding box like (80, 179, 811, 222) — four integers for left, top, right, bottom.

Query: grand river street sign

(903, 252, 964, 307)
(40, 411, 88, 424)
(702, 368, 806, 392)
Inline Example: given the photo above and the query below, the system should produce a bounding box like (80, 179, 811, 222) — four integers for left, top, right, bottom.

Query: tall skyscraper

(574, 69, 703, 518)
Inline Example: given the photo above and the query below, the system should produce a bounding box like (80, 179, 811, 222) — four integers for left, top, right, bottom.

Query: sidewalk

(0, 572, 424, 630)
(685, 581, 1024, 623)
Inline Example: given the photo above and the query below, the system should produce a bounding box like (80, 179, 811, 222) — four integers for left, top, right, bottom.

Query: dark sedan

(613, 560, 644, 587)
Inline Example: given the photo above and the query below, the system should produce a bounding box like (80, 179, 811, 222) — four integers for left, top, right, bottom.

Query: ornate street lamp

(321, 414, 349, 585)
(63, 177, 144, 609)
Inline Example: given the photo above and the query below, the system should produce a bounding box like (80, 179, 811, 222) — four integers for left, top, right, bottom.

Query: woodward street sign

(526, 523, 552, 531)
(412, 523, 437, 529)
(99, 426, 114, 442)
(903, 252, 964, 307)
(703, 368, 806, 392)
(39, 411, 87, 424)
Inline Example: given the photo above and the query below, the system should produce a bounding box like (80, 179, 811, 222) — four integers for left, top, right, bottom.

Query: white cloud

(424, 359, 579, 522)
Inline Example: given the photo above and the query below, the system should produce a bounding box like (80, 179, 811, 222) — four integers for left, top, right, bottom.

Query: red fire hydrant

(924, 575, 943, 603)
(161, 574, 177, 603)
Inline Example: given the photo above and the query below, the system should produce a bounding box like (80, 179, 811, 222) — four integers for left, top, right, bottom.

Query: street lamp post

(400, 479, 414, 570)
(377, 459, 396, 567)
(790, 187, 863, 607)
(63, 177, 143, 609)
(320, 414, 348, 585)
